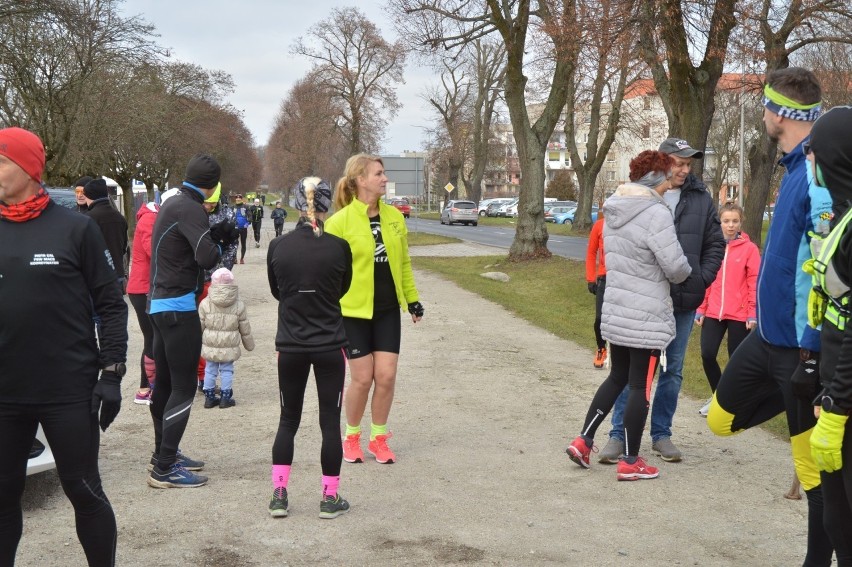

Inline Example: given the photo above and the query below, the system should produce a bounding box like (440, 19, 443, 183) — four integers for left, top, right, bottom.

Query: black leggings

(272, 349, 346, 476)
(238, 228, 248, 260)
(580, 344, 659, 457)
(150, 311, 202, 469)
(252, 222, 262, 243)
(593, 276, 606, 349)
(699, 318, 749, 392)
(0, 402, 116, 566)
(128, 293, 154, 389)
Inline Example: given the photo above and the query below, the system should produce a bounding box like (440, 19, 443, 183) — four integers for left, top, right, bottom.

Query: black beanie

(74, 175, 93, 189)
(809, 106, 852, 206)
(184, 154, 221, 189)
(83, 178, 108, 200)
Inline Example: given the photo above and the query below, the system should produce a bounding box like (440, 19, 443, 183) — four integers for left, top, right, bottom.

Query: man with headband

(707, 67, 836, 565)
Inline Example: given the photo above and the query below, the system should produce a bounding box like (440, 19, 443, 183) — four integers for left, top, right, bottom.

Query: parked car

(544, 205, 576, 222)
(485, 201, 506, 217)
(494, 198, 519, 217)
(478, 198, 513, 217)
(554, 206, 600, 226)
(440, 200, 479, 226)
(389, 198, 411, 218)
(27, 425, 56, 476)
(46, 187, 78, 210)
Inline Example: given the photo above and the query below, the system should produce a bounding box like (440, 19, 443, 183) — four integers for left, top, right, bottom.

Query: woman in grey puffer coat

(567, 150, 691, 481)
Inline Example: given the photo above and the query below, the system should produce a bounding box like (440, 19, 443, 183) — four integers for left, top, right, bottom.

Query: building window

(644, 97, 651, 110)
(607, 171, 615, 181)
(548, 151, 561, 162)
(641, 124, 650, 139)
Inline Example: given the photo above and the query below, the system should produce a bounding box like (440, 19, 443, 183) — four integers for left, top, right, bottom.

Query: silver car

(440, 200, 478, 226)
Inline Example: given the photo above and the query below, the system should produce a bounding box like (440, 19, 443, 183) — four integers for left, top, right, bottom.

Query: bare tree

(265, 71, 349, 201)
(394, 0, 580, 260)
(565, 0, 638, 231)
(292, 7, 406, 155)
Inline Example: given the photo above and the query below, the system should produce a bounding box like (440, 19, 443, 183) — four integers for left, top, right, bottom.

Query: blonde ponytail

(333, 153, 384, 211)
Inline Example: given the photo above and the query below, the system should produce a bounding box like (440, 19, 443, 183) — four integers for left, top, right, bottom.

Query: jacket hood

(809, 106, 852, 211)
(136, 201, 159, 221)
(728, 231, 752, 247)
(604, 183, 667, 229)
(208, 283, 238, 308)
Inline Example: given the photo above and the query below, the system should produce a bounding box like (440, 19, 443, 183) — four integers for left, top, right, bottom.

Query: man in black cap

(146, 153, 238, 488)
(83, 178, 128, 290)
(600, 137, 724, 464)
(74, 175, 93, 213)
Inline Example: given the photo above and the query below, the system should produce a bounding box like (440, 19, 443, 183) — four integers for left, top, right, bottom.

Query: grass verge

(411, 253, 789, 439)
(407, 232, 462, 246)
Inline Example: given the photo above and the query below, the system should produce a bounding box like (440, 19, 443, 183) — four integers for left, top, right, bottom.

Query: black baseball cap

(659, 138, 704, 159)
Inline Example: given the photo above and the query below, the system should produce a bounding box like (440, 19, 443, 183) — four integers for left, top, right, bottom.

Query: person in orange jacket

(585, 210, 607, 368)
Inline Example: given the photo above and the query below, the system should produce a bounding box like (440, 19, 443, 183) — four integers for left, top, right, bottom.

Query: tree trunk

(743, 136, 778, 248)
(509, 127, 550, 260)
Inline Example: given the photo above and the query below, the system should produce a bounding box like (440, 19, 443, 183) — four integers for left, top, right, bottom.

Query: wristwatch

(102, 362, 127, 378)
(821, 395, 852, 415)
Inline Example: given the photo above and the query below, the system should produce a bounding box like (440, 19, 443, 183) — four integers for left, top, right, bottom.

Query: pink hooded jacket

(126, 202, 159, 294)
(697, 231, 761, 323)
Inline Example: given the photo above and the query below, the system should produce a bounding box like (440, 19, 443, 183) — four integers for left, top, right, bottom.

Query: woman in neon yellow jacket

(325, 154, 424, 465)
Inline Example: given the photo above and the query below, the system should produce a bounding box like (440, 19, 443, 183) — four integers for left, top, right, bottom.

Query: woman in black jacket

(266, 177, 353, 519)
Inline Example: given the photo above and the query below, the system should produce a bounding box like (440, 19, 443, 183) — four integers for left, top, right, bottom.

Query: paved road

(406, 216, 589, 260)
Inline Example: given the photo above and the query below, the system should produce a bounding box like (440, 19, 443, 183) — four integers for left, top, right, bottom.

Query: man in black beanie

(146, 153, 238, 488)
(74, 175, 93, 212)
(83, 178, 128, 288)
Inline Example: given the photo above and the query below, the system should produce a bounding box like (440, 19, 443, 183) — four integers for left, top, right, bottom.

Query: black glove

(408, 301, 425, 318)
(791, 350, 821, 403)
(210, 219, 239, 246)
(587, 282, 598, 295)
(91, 371, 122, 431)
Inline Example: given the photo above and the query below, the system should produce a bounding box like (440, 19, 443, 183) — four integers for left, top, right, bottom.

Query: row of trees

(264, 7, 406, 202)
(0, 0, 261, 233)
(392, 0, 852, 259)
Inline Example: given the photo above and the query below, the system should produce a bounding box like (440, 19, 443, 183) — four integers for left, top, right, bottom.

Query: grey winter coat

(199, 283, 255, 362)
(601, 183, 692, 351)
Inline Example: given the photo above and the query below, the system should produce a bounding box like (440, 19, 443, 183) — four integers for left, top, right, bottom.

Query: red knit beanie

(0, 127, 45, 182)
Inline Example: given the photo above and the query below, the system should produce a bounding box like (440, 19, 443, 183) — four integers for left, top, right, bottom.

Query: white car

(27, 425, 56, 476)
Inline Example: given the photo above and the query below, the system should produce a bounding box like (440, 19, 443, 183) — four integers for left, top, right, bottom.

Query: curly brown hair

(629, 150, 673, 182)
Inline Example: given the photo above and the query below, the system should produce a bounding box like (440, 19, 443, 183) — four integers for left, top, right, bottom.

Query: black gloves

(408, 301, 425, 318)
(91, 371, 122, 431)
(791, 350, 821, 403)
(587, 282, 598, 295)
(210, 219, 239, 246)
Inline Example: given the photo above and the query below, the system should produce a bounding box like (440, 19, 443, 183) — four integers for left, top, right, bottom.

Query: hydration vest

(803, 208, 852, 331)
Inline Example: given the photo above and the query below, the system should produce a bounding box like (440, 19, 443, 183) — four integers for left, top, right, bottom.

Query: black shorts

(343, 309, 401, 359)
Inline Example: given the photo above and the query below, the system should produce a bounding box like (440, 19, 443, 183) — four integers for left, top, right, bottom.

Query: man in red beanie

(0, 126, 128, 566)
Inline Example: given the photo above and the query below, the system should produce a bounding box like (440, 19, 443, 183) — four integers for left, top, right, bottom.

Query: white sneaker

(698, 397, 712, 417)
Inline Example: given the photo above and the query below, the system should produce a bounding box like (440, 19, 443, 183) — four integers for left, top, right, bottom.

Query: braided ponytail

(304, 180, 322, 237)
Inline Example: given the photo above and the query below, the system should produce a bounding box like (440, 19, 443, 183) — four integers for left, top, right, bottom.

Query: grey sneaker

(598, 438, 624, 464)
(319, 494, 350, 519)
(652, 437, 682, 462)
(269, 487, 289, 518)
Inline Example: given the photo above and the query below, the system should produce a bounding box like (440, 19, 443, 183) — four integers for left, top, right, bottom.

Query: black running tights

(238, 228, 248, 260)
(0, 402, 116, 566)
(128, 293, 154, 389)
(580, 344, 659, 457)
(150, 311, 202, 469)
(699, 317, 749, 392)
(272, 349, 346, 476)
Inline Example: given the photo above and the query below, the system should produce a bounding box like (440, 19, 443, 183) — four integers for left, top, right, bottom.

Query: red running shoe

(566, 436, 594, 469)
(367, 433, 396, 464)
(617, 456, 659, 481)
(342, 433, 364, 463)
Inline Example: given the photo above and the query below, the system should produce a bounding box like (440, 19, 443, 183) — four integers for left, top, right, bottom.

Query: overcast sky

(118, 0, 434, 155)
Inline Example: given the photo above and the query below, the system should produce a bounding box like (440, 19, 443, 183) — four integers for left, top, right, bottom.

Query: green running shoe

(269, 487, 289, 518)
(319, 494, 350, 519)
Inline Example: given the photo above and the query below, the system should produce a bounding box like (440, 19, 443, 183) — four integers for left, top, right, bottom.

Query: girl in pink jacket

(695, 202, 761, 416)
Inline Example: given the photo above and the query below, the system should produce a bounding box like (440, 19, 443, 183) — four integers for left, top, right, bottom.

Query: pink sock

(322, 475, 340, 498)
(272, 465, 291, 489)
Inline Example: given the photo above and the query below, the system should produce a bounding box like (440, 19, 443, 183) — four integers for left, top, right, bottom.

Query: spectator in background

(0, 126, 128, 566)
(74, 175, 93, 213)
(694, 202, 760, 417)
(585, 209, 607, 369)
(250, 198, 264, 248)
(82, 178, 128, 292)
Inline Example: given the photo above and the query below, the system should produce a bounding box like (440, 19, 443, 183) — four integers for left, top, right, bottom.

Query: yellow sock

(370, 423, 388, 441)
(345, 424, 361, 437)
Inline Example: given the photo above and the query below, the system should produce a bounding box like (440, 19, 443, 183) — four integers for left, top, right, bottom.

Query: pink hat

(211, 267, 234, 285)
(0, 127, 45, 182)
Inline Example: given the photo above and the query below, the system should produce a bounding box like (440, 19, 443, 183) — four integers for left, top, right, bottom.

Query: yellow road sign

(444, 183, 454, 193)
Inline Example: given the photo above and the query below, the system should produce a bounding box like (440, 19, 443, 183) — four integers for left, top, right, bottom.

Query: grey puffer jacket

(601, 183, 692, 350)
(199, 283, 255, 362)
